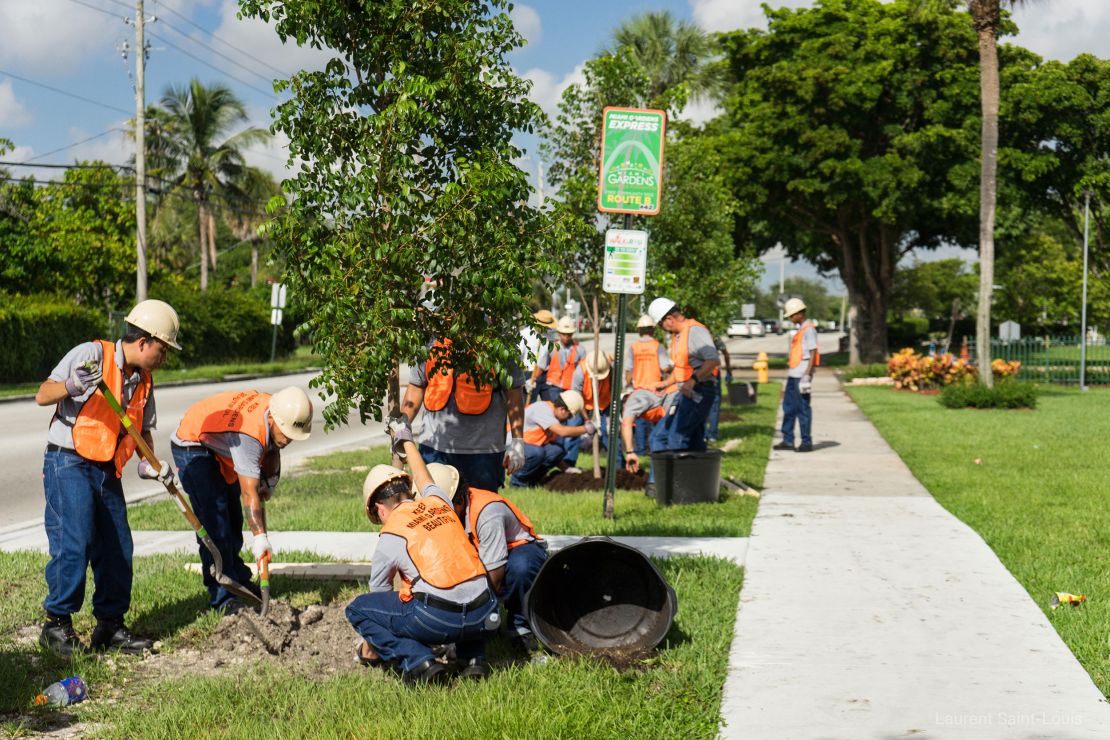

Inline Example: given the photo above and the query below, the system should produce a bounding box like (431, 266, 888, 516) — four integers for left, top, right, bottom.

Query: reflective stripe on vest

(176, 390, 271, 484)
(523, 401, 557, 446)
(71, 340, 150, 478)
(788, 322, 821, 369)
(546, 344, 578, 389)
(467, 488, 540, 552)
(423, 340, 494, 415)
(631, 339, 662, 390)
(580, 362, 612, 413)
(381, 498, 486, 602)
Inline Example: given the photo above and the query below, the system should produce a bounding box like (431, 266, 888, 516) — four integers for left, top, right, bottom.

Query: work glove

(387, 417, 413, 460)
(583, 420, 597, 436)
(725, 372, 733, 385)
(799, 379, 813, 395)
(138, 459, 174, 486)
(65, 362, 102, 397)
(504, 437, 526, 474)
(525, 378, 536, 395)
(565, 467, 582, 475)
(251, 533, 272, 561)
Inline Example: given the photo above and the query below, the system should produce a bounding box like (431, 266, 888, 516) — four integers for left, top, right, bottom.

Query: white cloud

(510, 4, 542, 46)
(0, 80, 32, 127)
(1010, 0, 1110, 62)
(680, 98, 722, 126)
(689, 0, 815, 33)
(0, 0, 120, 73)
(523, 63, 586, 114)
(211, 0, 332, 80)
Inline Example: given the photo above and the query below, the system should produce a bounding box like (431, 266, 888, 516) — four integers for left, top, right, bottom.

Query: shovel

(95, 380, 262, 606)
(257, 551, 271, 617)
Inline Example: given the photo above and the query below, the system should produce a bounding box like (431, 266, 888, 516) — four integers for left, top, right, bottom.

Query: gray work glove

(583, 420, 597, 436)
(65, 362, 102, 397)
(138, 459, 175, 486)
(504, 437, 526, 474)
(387, 417, 413, 460)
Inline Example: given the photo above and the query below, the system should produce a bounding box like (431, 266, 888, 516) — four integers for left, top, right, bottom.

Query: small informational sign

(999, 320, 1020, 341)
(597, 107, 666, 215)
(603, 229, 648, 295)
(742, 303, 756, 319)
(271, 309, 283, 326)
(270, 283, 287, 309)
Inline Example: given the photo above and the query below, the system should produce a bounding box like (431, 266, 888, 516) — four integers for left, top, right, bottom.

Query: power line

(61, 0, 126, 20)
(155, 16, 283, 88)
(151, 0, 294, 79)
(0, 161, 127, 170)
(17, 127, 127, 164)
(147, 31, 278, 99)
(0, 68, 132, 116)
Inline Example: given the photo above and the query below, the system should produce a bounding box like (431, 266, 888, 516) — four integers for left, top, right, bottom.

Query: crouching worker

(509, 390, 596, 488)
(347, 427, 499, 684)
(171, 387, 313, 610)
(36, 299, 181, 656)
(426, 463, 547, 654)
(619, 389, 669, 476)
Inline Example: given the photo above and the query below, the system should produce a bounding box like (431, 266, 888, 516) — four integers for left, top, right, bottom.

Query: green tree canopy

(891, 258, 978, 321)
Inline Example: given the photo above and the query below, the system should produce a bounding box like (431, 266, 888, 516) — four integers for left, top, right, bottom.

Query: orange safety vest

(660, 319, 710, 395)
(523, 401, 558, 446)
(71, 340, 151, 478)
(546, 344, 578, 390)
(422, 340, 494, 415)
(788, 321, 821, 369)
(381, 497, 487, 602)
(580, 362, 612, 413)
(642, 405, 665, 423)
(631, 338, 663, 390)
(176, 390, 271, 484)
(466, 488, 540, 551)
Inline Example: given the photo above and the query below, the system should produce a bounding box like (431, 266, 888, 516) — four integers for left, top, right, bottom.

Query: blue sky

(3, 0, 1108, 293)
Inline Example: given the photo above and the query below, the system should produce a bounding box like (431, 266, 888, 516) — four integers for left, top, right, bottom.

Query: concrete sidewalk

(719, 373, 1110, 738)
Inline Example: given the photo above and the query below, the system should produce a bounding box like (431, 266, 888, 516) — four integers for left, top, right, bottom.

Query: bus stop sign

(597, 107, 666, 216)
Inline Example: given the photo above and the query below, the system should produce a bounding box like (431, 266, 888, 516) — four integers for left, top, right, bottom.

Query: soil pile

(544, 468, 647, 493)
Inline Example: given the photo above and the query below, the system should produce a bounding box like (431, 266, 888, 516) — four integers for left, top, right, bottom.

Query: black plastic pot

(651, 448, 723, 506)
(727, 381, 757, 405)
(524, 537, 677, 656)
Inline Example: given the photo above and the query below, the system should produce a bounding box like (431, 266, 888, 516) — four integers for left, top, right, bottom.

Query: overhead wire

(0, 68, 132, 116)
(16, 128, 128, 164)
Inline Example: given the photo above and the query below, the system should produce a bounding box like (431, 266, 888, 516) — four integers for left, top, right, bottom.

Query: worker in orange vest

(624, 314, 672, 455)
(171, 387, 313, 610)
(774, 298, 820, 452)
(347, 430, 499, 684)
(423, 463, 548, 656)
(619, 389, 669, 477)
(510, 390, 596, 487)
(533, 316, 580, 403)
(643, 297, 721, 454)
(522, 310, 558, 403)
(35, 299, 181, 657)
(570, 351, 615, 463)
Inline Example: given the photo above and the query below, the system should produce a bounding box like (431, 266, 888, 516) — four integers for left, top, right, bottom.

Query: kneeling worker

(510, 390, 596, 487)
(347, 429, 498, 684)
(171, 387, 313, 610)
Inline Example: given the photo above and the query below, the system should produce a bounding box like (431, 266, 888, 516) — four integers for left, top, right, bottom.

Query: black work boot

(39, 614, 86, 658)
(90, 618, 153, 655)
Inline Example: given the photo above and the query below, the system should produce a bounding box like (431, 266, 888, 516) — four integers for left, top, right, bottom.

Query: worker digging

(510, 390, 597, 488)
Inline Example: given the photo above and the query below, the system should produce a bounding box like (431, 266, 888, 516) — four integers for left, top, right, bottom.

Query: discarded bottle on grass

(35, 676, 87, 707)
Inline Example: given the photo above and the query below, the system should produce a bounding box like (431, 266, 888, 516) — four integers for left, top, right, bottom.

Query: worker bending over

(569, 352, 615, 462)
(625, 314, 672, 455)
(171, 387, 313, 610)
(510, 390, 596, 487)
(347, 429, 499, 684)
(620, 389, 671, 479)
(35, 300, 181, 656)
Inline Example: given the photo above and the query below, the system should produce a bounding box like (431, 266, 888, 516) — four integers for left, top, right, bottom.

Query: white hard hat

(269, 387, 313, 441)
(584, 352, 611, 381)
(555, 316, 576, 334)
(126, 299, 182, 350)
(363, 464, 409, 523)
(416, 462, 460, 499)
(783, 298, 807, 318)
(647, 297, 677, 325)
(559, 389, 585, 416)
(636, 314, 655, 329)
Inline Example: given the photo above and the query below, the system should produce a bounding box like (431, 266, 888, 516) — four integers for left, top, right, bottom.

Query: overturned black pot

(524, 537, 677, 656)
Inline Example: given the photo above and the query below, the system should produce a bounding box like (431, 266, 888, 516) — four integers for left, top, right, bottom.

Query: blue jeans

(706, 382, 722, 441)
(781, 377, 812, 446)
(653, 383, 715, 453)
(172, 444, 254, 609)
(43, 449, 133, 619)
(561, 412, 583, 465)
(418, 445, 504, 492)
(633, 418, 653, 455)
(540, 383, 564, 404)
(502, 541, 548, 634)
(346, 590, 497, 672)
(511, 443, 565, 487)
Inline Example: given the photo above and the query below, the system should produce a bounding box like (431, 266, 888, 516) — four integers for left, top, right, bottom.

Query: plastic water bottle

(35, 676, 87, 707)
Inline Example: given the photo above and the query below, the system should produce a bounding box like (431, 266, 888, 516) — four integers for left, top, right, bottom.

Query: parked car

(762, 319, 781, 335)
(727, 318, 766, 338)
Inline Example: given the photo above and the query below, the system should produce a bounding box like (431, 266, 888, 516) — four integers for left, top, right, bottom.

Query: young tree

(239, 0, 568, 427)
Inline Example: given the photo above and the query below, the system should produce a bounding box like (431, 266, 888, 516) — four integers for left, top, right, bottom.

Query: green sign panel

(597, 107, 666, 216)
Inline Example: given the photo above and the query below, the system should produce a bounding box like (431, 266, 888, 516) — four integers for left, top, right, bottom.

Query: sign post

(269, 283, 287, 363)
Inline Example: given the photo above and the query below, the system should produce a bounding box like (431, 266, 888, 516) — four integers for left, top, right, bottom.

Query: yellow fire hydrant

(753, 352, 769, 384)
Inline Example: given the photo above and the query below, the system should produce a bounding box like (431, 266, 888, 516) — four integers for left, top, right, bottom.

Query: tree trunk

(198, 200, 209, 292)
(975, 23, 1000, 387)
(388, 363, 402, 468)
(207, 209, 219, 275)
(847, 287, 890, 363)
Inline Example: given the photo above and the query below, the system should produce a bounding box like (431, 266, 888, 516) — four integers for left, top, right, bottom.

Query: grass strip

(847, 384, 1110, 697)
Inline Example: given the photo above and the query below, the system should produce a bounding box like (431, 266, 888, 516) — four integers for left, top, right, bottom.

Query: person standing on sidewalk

(775, 298, 820, 453)
(400, 338, 526, 492)
(171, 387, 314, 609)
(35, 299, 182, 656)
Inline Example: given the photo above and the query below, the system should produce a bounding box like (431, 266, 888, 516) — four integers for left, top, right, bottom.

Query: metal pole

(270, 324, 279, 364)
(1080, 191, 1091, 391)
(134, 0, 148, 302)
(604, 214, 632, 500)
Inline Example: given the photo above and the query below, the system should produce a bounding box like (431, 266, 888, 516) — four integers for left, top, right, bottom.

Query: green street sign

(597, 107, 666, 216)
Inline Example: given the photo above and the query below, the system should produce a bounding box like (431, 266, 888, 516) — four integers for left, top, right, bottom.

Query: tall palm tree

(609, 11, 719, 106)
(151, 79, 269, 290)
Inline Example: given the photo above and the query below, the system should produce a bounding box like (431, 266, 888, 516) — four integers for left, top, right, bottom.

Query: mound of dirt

(544, 468, 647, 493)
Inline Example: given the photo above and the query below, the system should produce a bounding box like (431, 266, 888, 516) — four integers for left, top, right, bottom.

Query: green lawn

(129, 383, 779, 537)
(847, 385, 1110, 696)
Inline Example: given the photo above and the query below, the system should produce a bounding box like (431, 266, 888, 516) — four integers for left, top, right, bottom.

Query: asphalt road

(0, 372, 381, 529)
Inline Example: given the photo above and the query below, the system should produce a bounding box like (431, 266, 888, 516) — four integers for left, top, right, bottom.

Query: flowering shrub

(991, 358, 1022, 379)
(887, 348, 975, 391)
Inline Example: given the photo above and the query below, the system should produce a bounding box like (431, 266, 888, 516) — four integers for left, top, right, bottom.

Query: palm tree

(609, 11, 719, 107)
(225, 166, 282, 287)
(150, 79, 269, 290)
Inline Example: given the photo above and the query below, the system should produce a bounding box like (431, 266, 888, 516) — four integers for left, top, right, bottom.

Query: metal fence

(967, 336, 1110, 385)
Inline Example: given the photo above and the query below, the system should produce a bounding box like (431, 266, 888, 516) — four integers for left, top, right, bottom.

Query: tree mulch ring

(718, 410, 742, 422)
(544, 468, 647, 493)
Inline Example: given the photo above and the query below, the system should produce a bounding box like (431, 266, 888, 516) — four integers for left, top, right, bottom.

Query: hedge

(0, 293, 107, 383)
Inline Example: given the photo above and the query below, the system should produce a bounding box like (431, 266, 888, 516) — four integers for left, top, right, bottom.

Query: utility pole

(133, 0, 149, 302)
(1080, 191, 1091, 391)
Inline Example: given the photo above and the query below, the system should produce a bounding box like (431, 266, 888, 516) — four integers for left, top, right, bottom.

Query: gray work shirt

(621, 388, 674, 421)
(369, 483, 489, 603)
(469, 498, 541, 572)
(788, 323, 820, 378)
(410, 357, 525, 455)
(536, 341, 581, 375)
(47, 340, 157, 450)
(522, 400, 560, 443)
(679, 325, 720, 374)
(171, 413, 273, 480)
